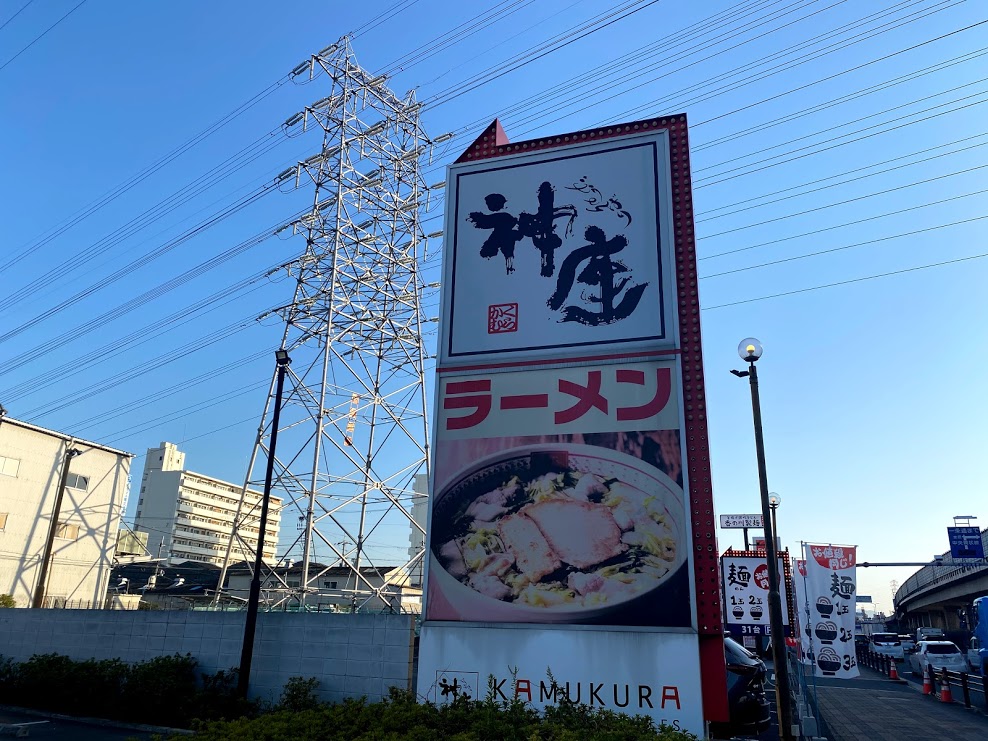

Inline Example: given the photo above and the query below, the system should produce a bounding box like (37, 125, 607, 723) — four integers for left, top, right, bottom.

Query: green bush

(279, 676, 321, 712)
(184, 686, 699, 741)
(0, 594, 16, 608)
(0, 652, 258, 729)
(0, 655, 699, 741)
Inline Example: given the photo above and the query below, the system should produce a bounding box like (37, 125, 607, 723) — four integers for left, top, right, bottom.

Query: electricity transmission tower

(216, 37, 445, 612)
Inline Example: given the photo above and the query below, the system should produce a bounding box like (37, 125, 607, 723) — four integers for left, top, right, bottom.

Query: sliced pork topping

(439, 539, 467, 578)
(497, 512, 561, 580)
(523, 500, 626, 569)
(469, 573, 511, 600)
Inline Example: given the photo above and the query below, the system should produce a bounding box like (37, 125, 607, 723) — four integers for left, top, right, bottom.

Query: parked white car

(869, 633, 904, 661)
(909, 641, 969, 677)
(916, 627, 945, 643)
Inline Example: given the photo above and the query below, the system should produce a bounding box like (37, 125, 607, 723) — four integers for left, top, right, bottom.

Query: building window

(0, 456, 19, 477)
(65, 472, 89, 491)
(55, 522, 79, 540)
(0, 513, 8, 530)
(323, 580, 338, 589)
(287, 580, 301, 588)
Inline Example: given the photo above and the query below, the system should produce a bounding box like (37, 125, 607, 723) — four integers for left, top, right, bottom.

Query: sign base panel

(417, 624, 703, 735)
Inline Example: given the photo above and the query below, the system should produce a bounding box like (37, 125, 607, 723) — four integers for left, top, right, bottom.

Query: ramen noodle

(436, 468, 678, 609)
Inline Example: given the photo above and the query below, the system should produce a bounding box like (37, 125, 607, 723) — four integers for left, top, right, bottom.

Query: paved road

(810, 663, 988, 740)
(0, 709, 155, 740)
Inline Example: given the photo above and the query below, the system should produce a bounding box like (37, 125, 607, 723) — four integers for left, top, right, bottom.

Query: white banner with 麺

(802, 544, 859, 678)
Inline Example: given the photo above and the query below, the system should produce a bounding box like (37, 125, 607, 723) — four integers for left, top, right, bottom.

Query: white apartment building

(133, 442, 281, 566)
(406, 474, 428, 588)
(0, 415, 132, 608)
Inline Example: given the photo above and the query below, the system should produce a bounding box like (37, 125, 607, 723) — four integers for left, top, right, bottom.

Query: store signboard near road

(417, 115, 728, 734)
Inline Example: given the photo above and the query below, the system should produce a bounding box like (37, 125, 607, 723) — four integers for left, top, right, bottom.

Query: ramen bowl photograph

(427, 441, 691, 626)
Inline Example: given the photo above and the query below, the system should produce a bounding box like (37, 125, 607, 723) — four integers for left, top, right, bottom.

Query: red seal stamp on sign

(487, 303, 518, 334)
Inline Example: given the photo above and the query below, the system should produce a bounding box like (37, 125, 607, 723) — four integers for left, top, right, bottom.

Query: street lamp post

(768, 492, 782, 550)
(238, 349, 291, 698)
(731, 338, 793, 741)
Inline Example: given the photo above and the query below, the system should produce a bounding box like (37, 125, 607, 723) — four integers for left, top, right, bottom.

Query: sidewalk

(813, 666, 988, 740)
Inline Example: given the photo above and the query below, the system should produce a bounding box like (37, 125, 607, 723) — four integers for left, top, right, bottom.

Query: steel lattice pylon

(216, 37, 442, 612)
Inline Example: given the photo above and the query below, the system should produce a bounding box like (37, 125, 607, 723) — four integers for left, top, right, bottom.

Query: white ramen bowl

(429, 442, 688, 623)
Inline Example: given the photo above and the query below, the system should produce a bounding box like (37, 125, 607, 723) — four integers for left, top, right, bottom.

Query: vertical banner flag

(792, 560, 812, 664)
(802, 544, 859, 678)
(417, 116, 727, 734)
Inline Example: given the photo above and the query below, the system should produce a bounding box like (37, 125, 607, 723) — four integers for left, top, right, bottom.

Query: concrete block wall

(0, 609, 414, 703)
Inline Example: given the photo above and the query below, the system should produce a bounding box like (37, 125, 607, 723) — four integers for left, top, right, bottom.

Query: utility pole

(238, 349, 291, 698)
(32, 445, 81, 608)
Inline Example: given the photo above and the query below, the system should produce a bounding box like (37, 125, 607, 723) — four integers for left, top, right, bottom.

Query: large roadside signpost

(417, 116, 727, 734)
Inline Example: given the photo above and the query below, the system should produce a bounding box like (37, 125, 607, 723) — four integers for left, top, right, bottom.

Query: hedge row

(0, 653, 699, 740)
(0, 653, 256, 728)
(181, 684, 699, 741)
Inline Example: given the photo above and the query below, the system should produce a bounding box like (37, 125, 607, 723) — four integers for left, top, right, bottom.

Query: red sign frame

(453, 115, 727, 722)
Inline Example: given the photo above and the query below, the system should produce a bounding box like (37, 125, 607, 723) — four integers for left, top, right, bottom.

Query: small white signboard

(719, 513, 764, 529)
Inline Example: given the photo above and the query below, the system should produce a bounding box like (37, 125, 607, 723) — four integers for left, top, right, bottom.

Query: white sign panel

(440, 132, 674, 364)
(719, 514, 764, 529)
(429, 359, 692, 627)
(418, 624, 703, 735)
(721, 555, 789, 630)
(803, 544, 859, 679)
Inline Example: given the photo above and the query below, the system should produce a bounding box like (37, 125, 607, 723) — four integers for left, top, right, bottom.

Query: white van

(916, 627, 945, 643)
(870, 633, 904, 660)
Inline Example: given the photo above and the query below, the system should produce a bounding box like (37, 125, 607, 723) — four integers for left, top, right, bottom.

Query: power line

(0, 0, 86, 73)
(703, 251, 988, 310)
(423, 0, 663, 108)
(1, 87, 289, 276)
(701, 212, 988, 280)
(699, 159, 988, 240)
(694, 76, 988, 177)
(701, 183, 988, 262)
(0, 0, 34, 32)
(697, 131, 988, 223)
(596, 0, 964, 128)
(693, 93, 988, 189)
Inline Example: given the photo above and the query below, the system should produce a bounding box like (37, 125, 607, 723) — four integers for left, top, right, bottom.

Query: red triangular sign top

(455, 119, 510, 163)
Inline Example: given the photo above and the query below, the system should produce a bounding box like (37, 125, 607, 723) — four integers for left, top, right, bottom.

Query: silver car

(909, 640, 969, 677)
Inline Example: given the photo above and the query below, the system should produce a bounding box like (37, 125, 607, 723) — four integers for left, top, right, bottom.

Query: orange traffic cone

(888, 661, 899, 681)
(922, 666, 933, 695)
(939, 672, 953, 703)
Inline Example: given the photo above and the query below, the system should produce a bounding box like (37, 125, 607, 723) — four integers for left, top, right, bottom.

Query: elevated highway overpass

(894, 527, 988, 632)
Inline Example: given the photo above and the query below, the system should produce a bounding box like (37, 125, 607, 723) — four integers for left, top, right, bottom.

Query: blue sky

(2, 0, 986, 611)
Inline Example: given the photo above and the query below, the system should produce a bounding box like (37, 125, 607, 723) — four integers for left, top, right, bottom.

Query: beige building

(134, 442, 281, 566)
(223, 561, 418, 612)
(0, 415, 132, 608)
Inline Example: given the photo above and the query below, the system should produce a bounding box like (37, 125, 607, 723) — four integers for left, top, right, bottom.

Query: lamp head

(738, 337, 763, 362)
(275, 349, 292, 365)
(768, 492, 782, 508)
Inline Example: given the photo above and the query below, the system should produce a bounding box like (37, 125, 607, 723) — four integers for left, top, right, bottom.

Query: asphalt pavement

(809, 661, 988, 740)
(0, 709, 156, 740)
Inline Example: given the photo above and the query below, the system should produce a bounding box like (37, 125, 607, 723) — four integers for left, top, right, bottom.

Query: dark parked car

(710, 637, 772, 738)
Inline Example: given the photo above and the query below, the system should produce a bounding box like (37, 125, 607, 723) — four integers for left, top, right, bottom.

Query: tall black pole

(32, 446, 80, 608)
(238, 350, 290, 697)
(746, 361, 794, 741)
